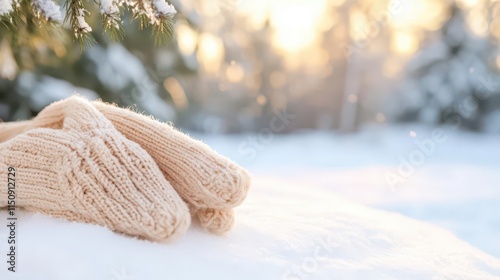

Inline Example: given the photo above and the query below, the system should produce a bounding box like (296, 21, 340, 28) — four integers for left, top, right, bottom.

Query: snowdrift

(0, 175, 499, 280)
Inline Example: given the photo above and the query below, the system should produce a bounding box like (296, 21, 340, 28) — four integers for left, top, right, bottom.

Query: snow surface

(0, 0, 12, 16)
(0, 125, 499, 279)
(1, 176, 499, 280)
(76, 9, 92, 33)
(31, 0, 62, 21)
(100, 0, 119, 15)
(153, 0, 176, 16)
(197, 125, 500, 258)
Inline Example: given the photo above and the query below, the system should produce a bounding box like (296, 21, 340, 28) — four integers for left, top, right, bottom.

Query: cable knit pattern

(92, 101, 251, 209)
(196, 208, 235, 235)
(91, 101, 251, 234)
(0, 96, 251, 235)
(0, 96, 191, 241)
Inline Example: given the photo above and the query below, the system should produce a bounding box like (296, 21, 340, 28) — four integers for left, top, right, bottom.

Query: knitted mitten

(0, 97, 190, 241)
(0, 96, 251, 234)
(91, 101, 251, 234)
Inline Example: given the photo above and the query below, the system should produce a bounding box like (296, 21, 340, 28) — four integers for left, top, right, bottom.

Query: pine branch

(0, 0, 20, 31)
(100, 0, 124, 41)
(64, 0, 96, 49)
(1, 0, 177, 49)
(151, 13, 174, 46)
(128, 0, 149, 30)
(31, 0, 63, 23)
(127, 0, 176, 45)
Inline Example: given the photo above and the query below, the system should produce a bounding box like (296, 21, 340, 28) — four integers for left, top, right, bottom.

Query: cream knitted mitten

(0, 97, 191, 241)
(91, 101, 251, 234)
(0, 96, 251, 234)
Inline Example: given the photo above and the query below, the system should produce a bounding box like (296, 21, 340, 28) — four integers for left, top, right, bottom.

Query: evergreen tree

(393, 4, 500, 131)
(0, 0, 196, 122)
(0, 0, 176, 48)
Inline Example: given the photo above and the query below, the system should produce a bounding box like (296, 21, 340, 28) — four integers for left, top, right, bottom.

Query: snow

(100, 0, 119, 14)
(128, 0, 176, 26)
(0, 0, 12, 16)
(86, 43, 175, 121)
(16, 72, 99, 112)
(0, 178, 499, 279)
(31, 0, 62, 21)
(153, 0, 176, 16)
(0, 125, 499, 279)
(0, 39, 17, 80)
(1, 177, 500, 279)
(76, 9, 92, 33)
(197, 125, 500, 258)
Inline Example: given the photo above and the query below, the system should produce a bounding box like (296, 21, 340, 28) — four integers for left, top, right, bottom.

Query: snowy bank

(0, 175, 499, 280)
(198, 125, 500, 258)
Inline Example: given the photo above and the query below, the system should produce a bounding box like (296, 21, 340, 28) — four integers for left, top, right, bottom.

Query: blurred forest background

(0, 0, 499, 134)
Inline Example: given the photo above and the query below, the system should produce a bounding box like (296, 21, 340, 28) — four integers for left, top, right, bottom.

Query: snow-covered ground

(0, 124, 499, 279)
(199, 124, 500, 258)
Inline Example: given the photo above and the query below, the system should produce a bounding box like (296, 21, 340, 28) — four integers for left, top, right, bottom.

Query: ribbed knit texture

(196, 208, 235, 235)
(0, 96, 191, 241)
(0, 96, 251, 235)
(92, 101, 251, 234)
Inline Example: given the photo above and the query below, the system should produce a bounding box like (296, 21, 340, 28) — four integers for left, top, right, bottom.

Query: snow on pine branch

(100, 0, 122, 37)
(1, 0, 177, 46)
(32, 0, 62, 22)
(93, 0, 177, 44)
(0, 0, 13, 16)
(76, 8, 92, 33)
(100, 0, 119, 15)
(127, 0, 177, 25)
(153, 0, 176, 17)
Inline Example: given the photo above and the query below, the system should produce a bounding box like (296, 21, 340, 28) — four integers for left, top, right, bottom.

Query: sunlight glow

(268, 0, 328, 53)
(350, 8, 370, 42)
(491, 18, 500, 39)
(226, 61, 245, 83)
(383, 58, 402, 78)
(390, 0, 448, 31)
(391, 31, 419, 55)
(177, 24, 198, 56)
(467, 8, 489, 36)
(197, 33, 225, 74)
(457, 0, 481, 9)
(256, 94, 267, 106)
(237, 0, 269, 31)
(270, 71, 287, 88)
(164, 77, 188, 109)
(233, 0, 483, 70)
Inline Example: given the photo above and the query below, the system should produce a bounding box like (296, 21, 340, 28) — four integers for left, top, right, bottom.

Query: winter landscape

(0, 126, 500, 279)
(1, 0, 500, 279)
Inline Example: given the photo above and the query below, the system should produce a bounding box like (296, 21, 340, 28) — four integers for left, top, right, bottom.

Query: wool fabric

(92, 100, 251, 234)
(0, 96, 191, 241)
(0, 96, 251, 236)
